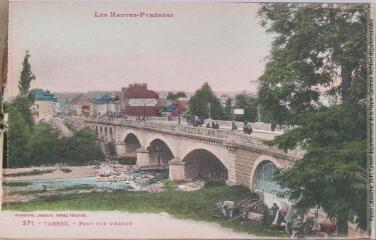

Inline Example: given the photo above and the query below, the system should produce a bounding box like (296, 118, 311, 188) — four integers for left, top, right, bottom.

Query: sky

(7, 1, 274, 98)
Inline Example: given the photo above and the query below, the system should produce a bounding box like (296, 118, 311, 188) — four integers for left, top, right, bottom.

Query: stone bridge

(83, 118, 303, 191)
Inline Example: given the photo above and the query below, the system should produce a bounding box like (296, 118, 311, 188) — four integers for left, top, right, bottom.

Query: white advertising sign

(233, 109, 244, 115)
(128, 98, 157, 107)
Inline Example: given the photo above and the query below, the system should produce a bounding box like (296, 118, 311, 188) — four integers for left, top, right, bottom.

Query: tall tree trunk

(337, 213, 349, 237)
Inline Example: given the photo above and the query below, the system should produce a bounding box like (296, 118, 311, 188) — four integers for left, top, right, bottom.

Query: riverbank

(2, 165, 97, 181)
(2, 183, 286, 237)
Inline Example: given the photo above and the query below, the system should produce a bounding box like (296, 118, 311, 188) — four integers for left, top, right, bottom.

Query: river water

(3, 167, 169, 194)
(3, 177, 131, 194)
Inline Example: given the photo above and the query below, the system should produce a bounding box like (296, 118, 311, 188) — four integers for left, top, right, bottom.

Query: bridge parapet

(84, 118, 304, 160)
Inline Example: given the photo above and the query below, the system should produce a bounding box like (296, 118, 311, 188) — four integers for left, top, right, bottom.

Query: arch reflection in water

(254, 161, 281, 194)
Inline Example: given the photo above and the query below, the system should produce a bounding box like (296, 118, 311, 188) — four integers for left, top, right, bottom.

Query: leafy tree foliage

(224, 98, 233, 120)
(8, 110, 31, 167)
(4, 96, 33, 125)
(258, 3, 368, 235)
(189, 83, 224, 119)
(6, 98, 104, 167)
(167, 91, 187, 100)
(56, 128, 103, 165)
(18, 51, 35, 96)
(234, 94, 259, 122)
(29, 123, 59, 166)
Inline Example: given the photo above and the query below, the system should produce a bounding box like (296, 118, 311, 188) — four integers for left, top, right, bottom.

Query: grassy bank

(2, 183, 285, 237)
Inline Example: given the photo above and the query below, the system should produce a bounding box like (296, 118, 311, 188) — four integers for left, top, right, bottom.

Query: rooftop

(123, 83, 159, 99)
(93, 95, 112, 105)
(30, 89, 57, 102)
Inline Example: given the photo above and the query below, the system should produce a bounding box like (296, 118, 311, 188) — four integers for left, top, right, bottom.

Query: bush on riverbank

(2, 183, 286, 237)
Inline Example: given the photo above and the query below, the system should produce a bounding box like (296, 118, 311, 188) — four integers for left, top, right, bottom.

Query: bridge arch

(145, 135, 177, 158)
(117, 129, 142, 144)
(249, 155, 282, 193)
(182, 148, 228, 182)
(123, 132, 142, 157)
(146, 138, 175, 166)
(180, 143, 230, 171)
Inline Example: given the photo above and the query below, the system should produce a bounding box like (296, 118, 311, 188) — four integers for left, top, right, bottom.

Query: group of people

(136, 115, 152, 121)
(206, 121, 220, 129)
(243, 121, 253, 135)
(187, 115, 205, 127)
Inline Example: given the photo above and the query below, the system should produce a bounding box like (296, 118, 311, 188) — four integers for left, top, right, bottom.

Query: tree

(6, 96, 33, 125)
(257, 3, 368, 235)
(57, 128, 104, 165)
(6, 96, 33, 167)
(234, 94, 258, 122)
(18, 51, 35, 96)
(224, 97, 233, 120)
(29, 123, 59, 166)
(6, 97, 104, 167)
(7, 110, 31, 167)
(189, 83, 224, 119)
(167, 91, 187, 100)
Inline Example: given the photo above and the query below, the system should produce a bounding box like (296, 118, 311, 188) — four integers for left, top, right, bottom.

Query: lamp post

(143, 103, 146, 122)
(178, 104, 181, 125)
(208, 102, 211, 119)
(231, 100, 236, 131)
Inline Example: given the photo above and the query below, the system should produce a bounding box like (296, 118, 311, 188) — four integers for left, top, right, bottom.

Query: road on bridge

(123, 116, 283, 141)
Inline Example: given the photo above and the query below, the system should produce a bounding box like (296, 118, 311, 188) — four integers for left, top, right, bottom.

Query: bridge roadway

(82, 117, 303, 190)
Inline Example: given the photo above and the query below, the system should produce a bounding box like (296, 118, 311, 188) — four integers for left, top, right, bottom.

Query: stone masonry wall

(235, 149, 262, 188)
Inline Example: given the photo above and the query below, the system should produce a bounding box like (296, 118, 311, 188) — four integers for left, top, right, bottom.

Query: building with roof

(30, 89, 57, 122)
(92, 94, 120, 117)
(120, 84, 163, 116)
(93, 95, 111, 117)
(160, 99, 189, 117)
(69, 94, 93, 117)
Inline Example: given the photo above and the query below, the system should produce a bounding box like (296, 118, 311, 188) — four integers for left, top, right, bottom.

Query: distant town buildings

(92, 94, 120, 117)
(52, 83, 195, 119)
(30, 89, 57, 122)
(69, 94, 92, 117)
